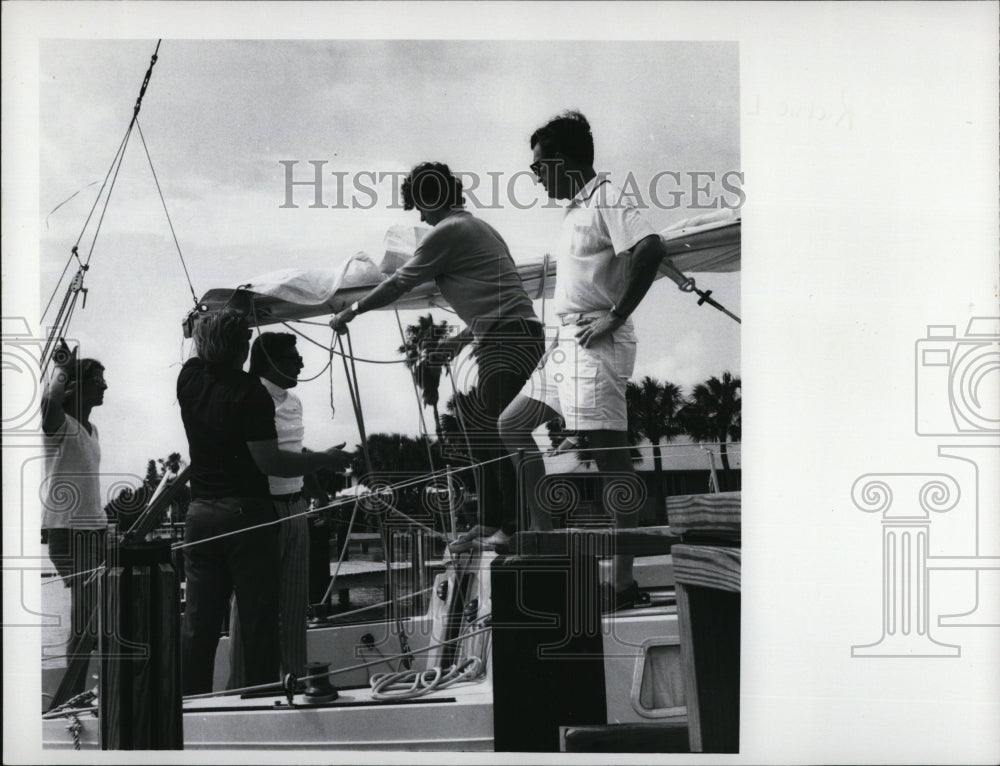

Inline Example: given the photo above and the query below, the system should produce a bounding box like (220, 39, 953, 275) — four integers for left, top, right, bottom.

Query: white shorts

(522, 314, 637, 431)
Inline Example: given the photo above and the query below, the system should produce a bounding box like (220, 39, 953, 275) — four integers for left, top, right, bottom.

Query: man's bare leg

(499, 394, 560, 531)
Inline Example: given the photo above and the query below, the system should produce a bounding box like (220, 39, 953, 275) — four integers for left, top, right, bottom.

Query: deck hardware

(303, 663, 339, 704)
(282, 673, 298, 707)
(463, 598, 479, 622)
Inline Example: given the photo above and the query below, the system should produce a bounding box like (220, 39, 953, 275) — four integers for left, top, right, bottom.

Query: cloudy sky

(39, 39, 740, 486)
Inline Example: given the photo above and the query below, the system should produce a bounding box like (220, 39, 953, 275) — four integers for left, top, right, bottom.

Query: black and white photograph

(3, 2, 997, 763)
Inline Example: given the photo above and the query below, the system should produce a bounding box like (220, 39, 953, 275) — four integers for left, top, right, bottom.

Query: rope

(70, 124, 132, 255)
(333, 329, 417, 663)
(183, 623, 492, 701)
(369, 656, 482, 701)
(319, 496, 363, 606)
(319, 585, 433, 622)
(281, 321, 407, 364)
(245, 305, 333, 383)
(157, 434, 717, 555)
(134, 118, 199, 305)
(41, 564, 105, 587)
(42, 688, 97, 720)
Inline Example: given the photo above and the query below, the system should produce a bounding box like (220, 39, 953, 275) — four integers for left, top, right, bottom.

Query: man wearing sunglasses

(502, 111, 694, 610)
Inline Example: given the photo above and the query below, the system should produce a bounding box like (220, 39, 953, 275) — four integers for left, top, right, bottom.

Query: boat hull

(43, 555, 684, 750)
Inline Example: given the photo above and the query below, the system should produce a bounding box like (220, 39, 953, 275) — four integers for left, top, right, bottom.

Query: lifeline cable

(182, 624, 492, 701)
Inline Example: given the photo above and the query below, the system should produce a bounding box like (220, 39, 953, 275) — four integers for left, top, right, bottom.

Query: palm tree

(350, 432, 437, 476)
(398, 314, 452, 439)
(438, 386, 487, 461)
(679, 371, 742, 491)
(626, 376, 685, 523)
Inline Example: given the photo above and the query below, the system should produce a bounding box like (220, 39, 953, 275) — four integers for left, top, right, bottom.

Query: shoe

(475, 529, 511, 550)
(547, 434, 586, 457)
(601, 580, 649, 612)
(448, 525, 500, 554)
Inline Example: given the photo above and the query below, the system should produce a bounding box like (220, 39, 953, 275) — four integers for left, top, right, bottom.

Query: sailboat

(39, 41, 741, 753)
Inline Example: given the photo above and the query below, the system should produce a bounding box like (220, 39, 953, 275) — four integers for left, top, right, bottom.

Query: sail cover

(190, 210, 739, 329)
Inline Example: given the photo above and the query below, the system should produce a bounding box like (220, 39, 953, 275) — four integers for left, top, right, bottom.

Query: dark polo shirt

(177, 357, 277, 499)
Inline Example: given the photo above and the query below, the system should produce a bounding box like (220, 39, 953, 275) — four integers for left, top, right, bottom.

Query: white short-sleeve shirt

(261, 377, 306, 495)
(553, 175, 658, 316)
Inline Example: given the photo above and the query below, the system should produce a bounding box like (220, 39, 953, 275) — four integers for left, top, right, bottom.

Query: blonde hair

(192, 308, 250, 367)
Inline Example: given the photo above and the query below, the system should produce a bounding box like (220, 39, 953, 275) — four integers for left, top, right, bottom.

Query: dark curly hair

(401, 162, 464, 212)
(530, 110, 594, 166)
(64, 358, 105, 389)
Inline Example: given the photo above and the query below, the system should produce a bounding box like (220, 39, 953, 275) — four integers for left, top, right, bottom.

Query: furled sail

(187, 210, 739, 331)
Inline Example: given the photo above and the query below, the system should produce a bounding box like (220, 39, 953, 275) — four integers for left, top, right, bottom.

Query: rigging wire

(134, 118, 199, 305)
(280, 320, 407, 365)
(40, 40, 163, 374)
(336, 328, 416, 668)
(393, 308, 438, 474)
(181, 624, 493, 702)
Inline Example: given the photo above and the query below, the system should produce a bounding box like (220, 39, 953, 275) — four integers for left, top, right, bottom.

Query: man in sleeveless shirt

(42, 344, 109, 700)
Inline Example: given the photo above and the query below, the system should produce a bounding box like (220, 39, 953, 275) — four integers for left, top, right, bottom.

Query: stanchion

(99, 539, 182, 749)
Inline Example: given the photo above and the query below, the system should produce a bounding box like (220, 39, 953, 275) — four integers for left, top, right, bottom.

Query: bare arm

(329, 276, 407, 333)
(41, 342, 76, 436)
(611, 234, 670, 319)
(575, 235, 686, 348)
(247, 440, 351, 478)
(41, 371, 69, 436)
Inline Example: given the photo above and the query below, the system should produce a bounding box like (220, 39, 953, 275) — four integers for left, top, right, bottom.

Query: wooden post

(666, 490, 742, 753)
(673, 545, 741, 753)
(491, 536, 608, 752)
(99, 539, 182, 750)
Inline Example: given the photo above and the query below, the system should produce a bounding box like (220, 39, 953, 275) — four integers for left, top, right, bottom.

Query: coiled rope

(369, 656, 483, 700)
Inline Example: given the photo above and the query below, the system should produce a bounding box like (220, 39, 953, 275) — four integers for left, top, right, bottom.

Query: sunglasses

(530, 157, 561, 180)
